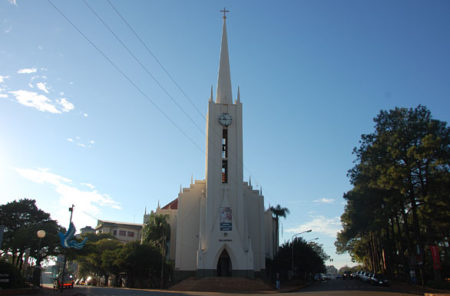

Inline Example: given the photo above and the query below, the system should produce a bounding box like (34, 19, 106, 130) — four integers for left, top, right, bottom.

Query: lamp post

(33, 229, 46, 287)
(291, 230, 312, 278)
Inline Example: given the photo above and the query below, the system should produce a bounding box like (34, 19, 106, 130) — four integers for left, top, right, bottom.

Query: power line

(83, 0, 205, 137)
(106, 0, 207, 122)
(47, 0, 203, 153)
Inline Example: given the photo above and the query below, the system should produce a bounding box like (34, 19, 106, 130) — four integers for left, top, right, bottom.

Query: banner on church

(220, 207, 232, 231)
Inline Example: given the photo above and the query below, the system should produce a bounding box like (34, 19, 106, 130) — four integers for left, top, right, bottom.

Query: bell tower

(197, 9, 254, 277)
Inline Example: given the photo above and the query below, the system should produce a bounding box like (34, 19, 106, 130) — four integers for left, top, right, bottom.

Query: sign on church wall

(220, 207, 232, 231)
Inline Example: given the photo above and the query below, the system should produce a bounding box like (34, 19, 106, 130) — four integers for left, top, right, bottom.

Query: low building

(95, 220, 143, 243)
(80, 226, 95, 235)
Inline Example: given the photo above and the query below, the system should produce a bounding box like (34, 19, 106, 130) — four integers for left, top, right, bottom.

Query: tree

(118, 241, 163, 288)
(76, 238, 122, 286)
(336, 105, 450, 282)
(0, 199, 61, 270)
(269, 204, 290, 251)
(142, 212, 170, 288)
(272, 237, 327, 281)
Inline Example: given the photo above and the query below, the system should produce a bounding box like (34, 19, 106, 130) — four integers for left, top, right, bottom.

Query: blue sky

(1, 0, 449, 269)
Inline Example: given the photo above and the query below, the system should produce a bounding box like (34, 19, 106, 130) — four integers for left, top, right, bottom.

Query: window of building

(113, 230, 117, 236)
(127, 231, 134, 237)
(222, 129, 228, 183)
(222, 129, 228, 158)
(119, 230, 126, 236)
(222, 160, 228, 183)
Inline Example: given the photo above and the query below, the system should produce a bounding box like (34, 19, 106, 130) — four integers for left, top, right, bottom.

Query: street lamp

(33, 230, 46, 287)
(291, 230, 312, 278)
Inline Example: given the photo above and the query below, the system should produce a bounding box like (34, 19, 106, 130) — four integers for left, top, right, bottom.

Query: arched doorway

(216, 249, 232, 277)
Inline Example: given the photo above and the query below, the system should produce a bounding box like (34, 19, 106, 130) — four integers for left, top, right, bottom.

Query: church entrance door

(216, 249, 232, 277)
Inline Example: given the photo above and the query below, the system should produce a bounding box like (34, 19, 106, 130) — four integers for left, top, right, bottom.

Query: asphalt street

(39, 279, 426, 296)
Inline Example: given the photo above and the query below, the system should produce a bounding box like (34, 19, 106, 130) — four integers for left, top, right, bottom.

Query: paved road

(42, 279, 424, 296)
(296, 278, 422, 296)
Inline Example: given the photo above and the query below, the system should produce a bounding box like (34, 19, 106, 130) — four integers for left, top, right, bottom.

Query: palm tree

(142, 213, 170, 288)
(269, 204, 290, 253)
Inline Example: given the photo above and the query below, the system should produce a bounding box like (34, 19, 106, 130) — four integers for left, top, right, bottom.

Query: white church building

(151, 12, 278, 280)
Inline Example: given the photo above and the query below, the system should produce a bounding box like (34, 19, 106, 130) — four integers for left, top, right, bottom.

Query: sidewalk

(390, 280, 450, 296)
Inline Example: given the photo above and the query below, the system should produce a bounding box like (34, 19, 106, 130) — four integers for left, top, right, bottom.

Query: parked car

(314, 273, 327, 281)
(86, 276, 97, 286)
(370, 273, 390, 286)
(360, 271, 371, 282)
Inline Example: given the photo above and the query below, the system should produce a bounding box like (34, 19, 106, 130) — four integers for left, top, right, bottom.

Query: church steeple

(216, 9, 232, 105)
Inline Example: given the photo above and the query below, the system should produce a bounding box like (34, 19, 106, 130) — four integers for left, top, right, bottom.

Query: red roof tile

(162, 198, 178, 210)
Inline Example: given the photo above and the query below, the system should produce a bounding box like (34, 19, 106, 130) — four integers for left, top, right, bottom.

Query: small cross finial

(220, 7, 229, 19)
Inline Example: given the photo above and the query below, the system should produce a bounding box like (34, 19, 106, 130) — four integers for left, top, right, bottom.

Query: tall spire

(216, 8, 232, 104)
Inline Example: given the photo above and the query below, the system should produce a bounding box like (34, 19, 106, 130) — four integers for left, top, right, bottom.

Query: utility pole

(60, 205, 74, 293)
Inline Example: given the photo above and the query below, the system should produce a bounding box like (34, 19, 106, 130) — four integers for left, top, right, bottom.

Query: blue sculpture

(58, 222, 87, 250)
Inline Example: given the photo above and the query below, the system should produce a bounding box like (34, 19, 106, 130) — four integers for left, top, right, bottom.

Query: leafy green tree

(142, 213, 170, 246)
(336, 105, 450, 282)
(76, 238, 122, 285)
(0, 199, 61, 269)
(142, 212, 170, 288)
(118, 241, 164, 288)
(273, 237, 327, 281)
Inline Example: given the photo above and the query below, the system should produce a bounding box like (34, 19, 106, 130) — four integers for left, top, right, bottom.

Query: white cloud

(9, 90, 60, 113)
(8, 0, 17, 5)
(287, 216, 342, 237)
(36, 82, 49, 94)
(4, 26, 12, 34)
(8, 90, 75, 114)
(57, 98, 74, 112)
(83, 113, 88, 117)
(67, 136, 95, 148)
(16, 168, 121, 227)
(0, 75, 9, 83)
(81, 183, 95, 190)
(0, 94, 8, 98)
(313, 198, 335, 204)
(17, 68, 37, 74)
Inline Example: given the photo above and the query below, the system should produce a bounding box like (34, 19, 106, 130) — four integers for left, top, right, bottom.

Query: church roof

(162, 198, 178, 210)
(216, 12, 232, 104)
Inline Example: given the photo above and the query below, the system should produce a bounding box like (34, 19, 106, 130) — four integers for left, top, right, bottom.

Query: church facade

(152, 13, 277, 280)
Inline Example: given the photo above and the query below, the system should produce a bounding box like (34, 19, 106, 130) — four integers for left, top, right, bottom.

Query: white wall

(174, 181, 205, 271)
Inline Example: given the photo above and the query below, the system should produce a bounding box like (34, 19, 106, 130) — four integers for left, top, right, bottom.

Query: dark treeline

(268, 237, 328, 282)
(336, 105, 450, 286)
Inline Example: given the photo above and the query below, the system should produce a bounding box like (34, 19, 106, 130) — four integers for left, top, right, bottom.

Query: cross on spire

(220, 7, 229, 19)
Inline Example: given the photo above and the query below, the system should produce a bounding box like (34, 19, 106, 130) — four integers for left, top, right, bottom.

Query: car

(85, 276, 97, 286)
(359, 271, 370, 282)
(343, 271, 352, 280)
(53, 274, 74, 289)
(314, 273, 327, 281)
(370, 273, 390, 286)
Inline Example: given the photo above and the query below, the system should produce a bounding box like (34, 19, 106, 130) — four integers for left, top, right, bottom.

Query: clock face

(218, 113, 232, 127)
